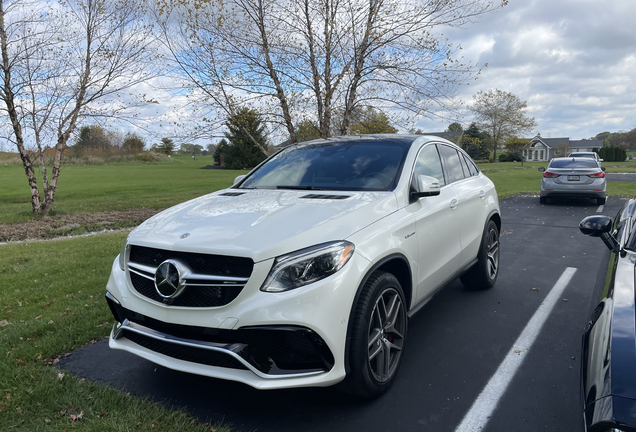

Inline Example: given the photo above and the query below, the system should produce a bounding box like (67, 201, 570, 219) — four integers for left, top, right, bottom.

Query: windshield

(549, 159, 598, 169)
(239, 139, 411, 191)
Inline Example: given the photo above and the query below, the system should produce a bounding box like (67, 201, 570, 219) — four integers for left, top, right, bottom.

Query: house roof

(570, 139, 603, 148)
(528, 135, 603, 149)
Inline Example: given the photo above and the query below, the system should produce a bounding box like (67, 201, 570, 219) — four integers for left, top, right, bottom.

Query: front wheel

(460, 219, 500, 290)
(342, 271, 407, 398)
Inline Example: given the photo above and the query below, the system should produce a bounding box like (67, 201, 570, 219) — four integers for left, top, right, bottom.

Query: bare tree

(157, 0, 507, 146)
(0, 0, 155, 214)
(470, 89, 537, 162)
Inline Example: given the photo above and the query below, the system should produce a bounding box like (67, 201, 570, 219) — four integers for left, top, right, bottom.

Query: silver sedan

(538, 157, 606, 205)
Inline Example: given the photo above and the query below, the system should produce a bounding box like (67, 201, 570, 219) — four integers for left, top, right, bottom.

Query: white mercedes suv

(105, 135, 501, 397)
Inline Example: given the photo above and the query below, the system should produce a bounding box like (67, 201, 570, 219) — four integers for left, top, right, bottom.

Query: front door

(409, 144, 462, 302)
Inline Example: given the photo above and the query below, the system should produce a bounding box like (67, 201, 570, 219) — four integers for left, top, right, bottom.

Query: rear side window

(462, 155, 479, 176)
(439, 145, 465, 183)
(549, 159, 598, 169)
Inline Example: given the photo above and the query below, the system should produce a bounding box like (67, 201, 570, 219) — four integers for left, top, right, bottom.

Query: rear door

(440, 147, 491, 266)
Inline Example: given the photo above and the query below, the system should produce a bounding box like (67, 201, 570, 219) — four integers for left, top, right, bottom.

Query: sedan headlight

(260, 241, 355, 293)
(118, 238, 129, 271)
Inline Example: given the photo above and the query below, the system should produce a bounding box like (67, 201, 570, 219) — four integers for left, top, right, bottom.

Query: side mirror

(411, 175, 440, 201)
(579, 215, 619, 253)
(538, 167, 545, 172)
(599, 158, 604, 162)
(233, 175, 246, 185)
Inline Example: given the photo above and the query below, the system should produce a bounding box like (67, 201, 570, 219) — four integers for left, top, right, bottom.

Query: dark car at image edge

(580, 198, 636, 432)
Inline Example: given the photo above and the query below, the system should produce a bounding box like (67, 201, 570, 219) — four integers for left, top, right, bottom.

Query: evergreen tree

(461, 123, 491, 160)
(214, 139, 229, 164)
(158, 137, 175, 155)
(224, 108, 268, 169)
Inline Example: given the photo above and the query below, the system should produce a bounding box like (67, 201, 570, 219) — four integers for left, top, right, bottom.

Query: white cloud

(415, 0, 636, 138)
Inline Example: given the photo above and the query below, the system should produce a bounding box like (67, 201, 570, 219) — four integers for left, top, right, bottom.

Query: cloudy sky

(414, 0, 636, 139)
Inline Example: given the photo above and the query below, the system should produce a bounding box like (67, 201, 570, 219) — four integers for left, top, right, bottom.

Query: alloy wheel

(367, 287, 406, 383)
(487, 228, 499, 280)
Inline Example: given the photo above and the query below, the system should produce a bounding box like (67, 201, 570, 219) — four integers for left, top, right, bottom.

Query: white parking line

(597, 205, 604, 212)
(454, 267, 577, 432)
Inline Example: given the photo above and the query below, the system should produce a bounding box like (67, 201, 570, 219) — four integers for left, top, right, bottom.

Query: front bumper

(105, 251, 371, 389)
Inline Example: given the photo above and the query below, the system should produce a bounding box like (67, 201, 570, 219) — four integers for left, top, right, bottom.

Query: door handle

(479, 190, 486, 199)
(450, 199, 459, 209)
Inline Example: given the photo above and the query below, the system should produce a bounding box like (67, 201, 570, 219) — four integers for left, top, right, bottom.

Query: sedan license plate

(567, 175, 580, 181)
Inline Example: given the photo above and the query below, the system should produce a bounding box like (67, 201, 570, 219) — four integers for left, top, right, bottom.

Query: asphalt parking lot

(60, 195, 627, 432)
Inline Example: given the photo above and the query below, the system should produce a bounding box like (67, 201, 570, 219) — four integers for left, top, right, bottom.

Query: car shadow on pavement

(541, 197, 600, 207)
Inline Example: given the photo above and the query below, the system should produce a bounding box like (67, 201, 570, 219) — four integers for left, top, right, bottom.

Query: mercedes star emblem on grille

(154, 260, 187, 301)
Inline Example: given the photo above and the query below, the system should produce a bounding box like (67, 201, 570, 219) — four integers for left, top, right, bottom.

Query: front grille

(123, 330, 247, 370)
(129, 246, 253, 278)
(129, 273, 243, 307)
(127, 246, 253, 307)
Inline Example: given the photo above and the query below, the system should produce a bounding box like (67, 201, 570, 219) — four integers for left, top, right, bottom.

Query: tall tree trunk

(339, 0, 379, 135)
(0, 0, 44, 213)
(254, 0, 297, 143)
(303, 0, 325, 138)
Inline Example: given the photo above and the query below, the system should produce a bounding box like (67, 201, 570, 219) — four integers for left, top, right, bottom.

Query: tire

(540, 196, 547, 204)
(342, 271, 408, 398)
(597, 197, 606, 205)
(460, 219, 500, 290)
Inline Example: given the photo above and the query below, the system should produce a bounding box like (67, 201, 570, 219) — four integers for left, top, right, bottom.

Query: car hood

(128, 189, 399, 262)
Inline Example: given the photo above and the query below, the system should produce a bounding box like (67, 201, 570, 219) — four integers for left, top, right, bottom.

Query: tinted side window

(463, 154, 479, 176)
(413, 145, 445, 187)
(439, 145, 465, 183)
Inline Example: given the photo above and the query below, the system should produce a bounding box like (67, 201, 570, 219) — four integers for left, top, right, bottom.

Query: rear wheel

(540, 196, 547, 204)
(460, 219, 500, 290)
(597, 197, 606, 205)
(342, 271, 407, 398)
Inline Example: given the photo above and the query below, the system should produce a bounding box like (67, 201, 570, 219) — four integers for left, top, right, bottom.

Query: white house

(521, 133, 603, 162)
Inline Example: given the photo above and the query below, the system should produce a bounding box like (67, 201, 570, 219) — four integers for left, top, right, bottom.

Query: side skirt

(407, 257, 478, 318)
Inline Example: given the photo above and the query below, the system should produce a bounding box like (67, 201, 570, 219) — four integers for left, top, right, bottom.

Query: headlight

(118, 239, 129, 271)
(260, 241, 355, 293)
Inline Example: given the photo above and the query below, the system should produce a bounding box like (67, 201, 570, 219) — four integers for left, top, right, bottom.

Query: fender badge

(180, 233, 190, 239)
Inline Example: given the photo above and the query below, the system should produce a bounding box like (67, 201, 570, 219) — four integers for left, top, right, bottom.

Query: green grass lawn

(0, 155, 248, 224)
(0, 233, 228, 431)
